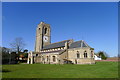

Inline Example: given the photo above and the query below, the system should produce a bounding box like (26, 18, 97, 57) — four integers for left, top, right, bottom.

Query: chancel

(27, 22, 95, 64)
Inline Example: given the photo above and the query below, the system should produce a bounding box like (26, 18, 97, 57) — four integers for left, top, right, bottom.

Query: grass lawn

(2, 61, 118, 78)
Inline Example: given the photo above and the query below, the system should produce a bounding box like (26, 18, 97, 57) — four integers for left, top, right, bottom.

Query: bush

(98, 51, 107, 60)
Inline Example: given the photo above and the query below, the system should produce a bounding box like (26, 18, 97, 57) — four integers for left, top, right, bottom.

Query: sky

(2, 2, 118, 57)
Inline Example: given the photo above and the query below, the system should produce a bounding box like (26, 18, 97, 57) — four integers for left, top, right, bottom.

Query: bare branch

(10, 37, 26, 53)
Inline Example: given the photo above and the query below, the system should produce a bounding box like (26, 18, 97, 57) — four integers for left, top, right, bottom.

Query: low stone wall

(95, 60, 119, 62)
(69, 58, 95, 64)
(78, 58, 95, 64)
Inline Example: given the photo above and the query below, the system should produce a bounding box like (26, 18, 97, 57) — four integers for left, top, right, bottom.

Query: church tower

(35, 22, 51, 52)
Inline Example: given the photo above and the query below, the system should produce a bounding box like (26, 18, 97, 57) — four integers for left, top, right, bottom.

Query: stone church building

(27, 22, 95, 64)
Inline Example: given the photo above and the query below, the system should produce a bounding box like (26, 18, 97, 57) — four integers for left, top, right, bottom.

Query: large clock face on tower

(43, 36, 48, 42)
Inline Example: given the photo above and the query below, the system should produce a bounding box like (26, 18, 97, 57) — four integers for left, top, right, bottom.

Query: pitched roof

(40, 50, 65, 54)
(69, 40, 91, 49)
(43, 39, 72, 50)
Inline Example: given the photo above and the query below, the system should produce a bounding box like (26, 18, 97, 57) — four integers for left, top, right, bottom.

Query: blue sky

(2, 2, 118, 57)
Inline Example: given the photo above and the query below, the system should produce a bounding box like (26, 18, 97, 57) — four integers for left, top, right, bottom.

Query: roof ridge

(82, 40, 91, 48)
(73, 40, 83, 43)
(50, 39, 73, 45)
(69, 40, 91, 49)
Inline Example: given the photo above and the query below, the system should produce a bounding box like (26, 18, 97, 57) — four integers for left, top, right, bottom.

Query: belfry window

(53, 56, 56, 62)
(84, 51, 87, 58)
(44, 28, 47, 34)
(38, 28, 40, 33)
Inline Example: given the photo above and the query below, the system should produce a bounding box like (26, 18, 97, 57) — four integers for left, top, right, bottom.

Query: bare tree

(10, 37, 26, 54)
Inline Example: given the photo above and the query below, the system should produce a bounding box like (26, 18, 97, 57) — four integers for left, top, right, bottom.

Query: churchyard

(2, 61, 118, 78)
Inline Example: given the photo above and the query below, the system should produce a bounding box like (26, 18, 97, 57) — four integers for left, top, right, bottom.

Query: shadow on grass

(2, 69, 11, 73)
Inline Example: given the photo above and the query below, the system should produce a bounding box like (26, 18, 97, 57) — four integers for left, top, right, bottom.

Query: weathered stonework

(27, 22, 95, 64)
(35, 22, 51, 52)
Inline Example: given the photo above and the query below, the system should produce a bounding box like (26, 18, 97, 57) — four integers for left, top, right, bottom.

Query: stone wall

(31, 46, 95, 64)
(68, 47, 95, 64)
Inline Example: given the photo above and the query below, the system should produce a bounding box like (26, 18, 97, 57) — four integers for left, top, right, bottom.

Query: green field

(2, 62, 118, 78)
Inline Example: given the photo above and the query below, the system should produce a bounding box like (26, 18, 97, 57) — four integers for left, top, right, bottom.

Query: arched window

(36, 54, 38, 56)
(77, 54, 80, 58)
(44, 28, 47, 34)
(42, 56, 44, 61)
(47, 56, 49, 61)
(53, 56, 56, 62)
(77, 51, 80, 58)
(84, 51, 87, 58)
